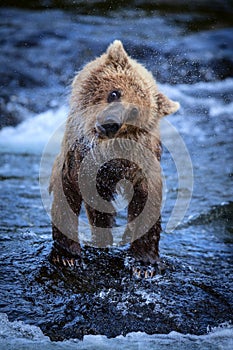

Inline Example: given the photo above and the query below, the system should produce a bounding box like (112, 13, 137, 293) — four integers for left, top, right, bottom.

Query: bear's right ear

(106, 40, 129, 68)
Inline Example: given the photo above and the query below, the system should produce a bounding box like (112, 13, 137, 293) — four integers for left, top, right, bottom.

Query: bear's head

(70, 40, 179, 140)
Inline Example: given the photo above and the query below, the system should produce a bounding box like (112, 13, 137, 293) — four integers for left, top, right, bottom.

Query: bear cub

(49, 40, 179, 271)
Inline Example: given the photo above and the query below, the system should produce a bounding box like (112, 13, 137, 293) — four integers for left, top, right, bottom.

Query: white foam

(159, 78, 233, 142)
(160, 78, 233, 115)
(0, 106, 67, 154)
(0, 313, 232, 350)
(210, 101, 233, 117)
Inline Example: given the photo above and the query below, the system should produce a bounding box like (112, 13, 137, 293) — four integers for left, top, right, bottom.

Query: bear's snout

(96, 104, 123, 138)
(95, 103, 141, 138)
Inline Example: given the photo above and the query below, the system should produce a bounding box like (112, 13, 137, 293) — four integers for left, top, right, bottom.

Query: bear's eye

(107, 90, 121, 103)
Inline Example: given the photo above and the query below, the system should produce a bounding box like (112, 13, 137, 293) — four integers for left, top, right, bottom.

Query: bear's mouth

(95, 121, 122, 138)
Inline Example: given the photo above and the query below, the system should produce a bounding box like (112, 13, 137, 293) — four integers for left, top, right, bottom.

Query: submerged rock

(31, 246, 232, 341)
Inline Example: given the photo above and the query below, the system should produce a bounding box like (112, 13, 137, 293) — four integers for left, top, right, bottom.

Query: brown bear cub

(49, 40, 179, 273)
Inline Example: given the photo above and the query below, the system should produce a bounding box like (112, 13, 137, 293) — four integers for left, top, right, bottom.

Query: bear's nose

(102, 121, 121, 137)
(96, 117, 122, 137)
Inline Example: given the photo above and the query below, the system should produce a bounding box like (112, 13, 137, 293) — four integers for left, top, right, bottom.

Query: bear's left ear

(106, 40, 129, 68)
(156, 93, 180, 117)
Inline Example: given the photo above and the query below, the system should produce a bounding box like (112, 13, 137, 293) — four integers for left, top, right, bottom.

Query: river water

(0, 2, 233, 349)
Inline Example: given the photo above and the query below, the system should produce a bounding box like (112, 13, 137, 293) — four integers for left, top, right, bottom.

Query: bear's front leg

(129, 219, 161, 265)
(127, 220, 162, 278)
(50, 185, 82, 266)
(126, 177, 162, 275)
(50, 148, 83, 266)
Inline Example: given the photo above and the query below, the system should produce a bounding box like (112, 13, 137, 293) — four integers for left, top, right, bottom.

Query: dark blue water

(0, 2, 233, 348)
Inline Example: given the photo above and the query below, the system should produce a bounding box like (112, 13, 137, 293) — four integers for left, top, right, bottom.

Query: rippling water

(0, 2, 233, 349)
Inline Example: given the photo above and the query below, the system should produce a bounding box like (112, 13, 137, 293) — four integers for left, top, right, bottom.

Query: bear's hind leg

(85, 203, 115, 247)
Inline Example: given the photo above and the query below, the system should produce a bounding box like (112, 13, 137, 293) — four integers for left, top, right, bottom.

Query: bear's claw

(50, 251, 81, 269)
(132, 266, 156, 279)
(131, 259, 166, 279)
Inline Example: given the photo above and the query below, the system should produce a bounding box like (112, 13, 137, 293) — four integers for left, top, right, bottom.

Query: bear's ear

(106, 40, 129, 68)
(156, 93, 180, 117)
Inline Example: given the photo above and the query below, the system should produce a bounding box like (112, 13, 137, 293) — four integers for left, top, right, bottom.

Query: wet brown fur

(49, 40, 179, 264)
